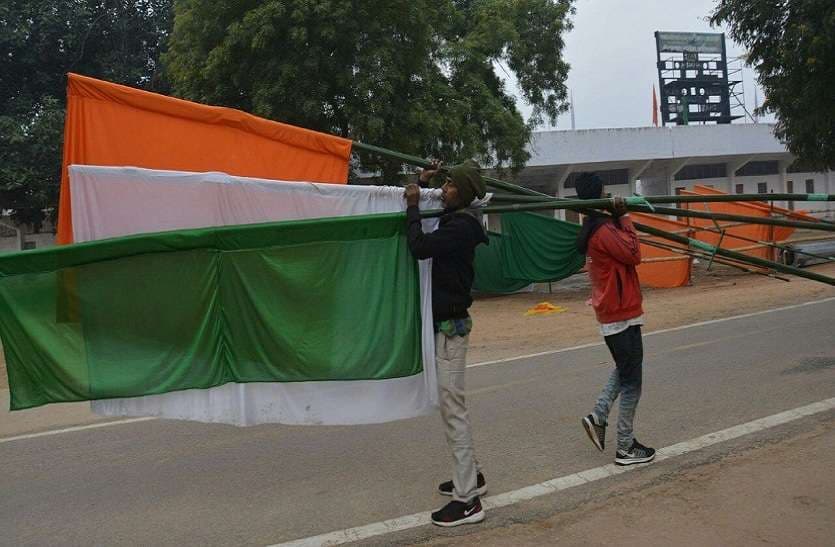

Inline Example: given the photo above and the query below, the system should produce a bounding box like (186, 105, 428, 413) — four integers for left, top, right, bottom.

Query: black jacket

(406, 205, 489, 321)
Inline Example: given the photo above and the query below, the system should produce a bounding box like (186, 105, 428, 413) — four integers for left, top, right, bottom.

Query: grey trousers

(592, 325, 644, 452)
(435, 331, 480, 503)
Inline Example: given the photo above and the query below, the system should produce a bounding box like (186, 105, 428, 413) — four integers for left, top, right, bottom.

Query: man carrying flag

(404, 160, 489, 527)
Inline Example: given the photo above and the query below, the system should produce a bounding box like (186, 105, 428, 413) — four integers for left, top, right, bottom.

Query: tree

(0, 0, 172, 231)
(711, 0, 835, 170)
(164, 0, 574, 180)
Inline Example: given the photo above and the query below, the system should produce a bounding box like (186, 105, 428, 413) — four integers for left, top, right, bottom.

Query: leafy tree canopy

(0, 0, 171, 230)
(165, 0, 575, 179)
(712, 0, 835, 170)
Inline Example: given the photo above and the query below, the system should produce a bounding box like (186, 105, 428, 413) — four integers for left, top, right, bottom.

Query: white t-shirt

(599, 315, 645, 337)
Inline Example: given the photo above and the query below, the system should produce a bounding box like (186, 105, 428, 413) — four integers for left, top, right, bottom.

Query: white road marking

(466, 296, 835, 369)
(270, 396, 835, 547)
(0, 417, 156, 444)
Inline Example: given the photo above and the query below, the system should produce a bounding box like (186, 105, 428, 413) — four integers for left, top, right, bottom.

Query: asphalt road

(1, 299, 834, 546)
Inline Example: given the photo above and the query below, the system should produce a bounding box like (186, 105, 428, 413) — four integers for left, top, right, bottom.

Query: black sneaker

(615, 439, 656, 465)
(438, 472, 487, 497)
(582, 414, 606, 452)
(431, 497, 485, 527)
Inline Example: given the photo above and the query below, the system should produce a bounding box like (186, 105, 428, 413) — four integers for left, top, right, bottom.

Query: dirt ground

(423, 415, 835, 547)
(468, 261, 835, 365)
(1, 262, 834, 389)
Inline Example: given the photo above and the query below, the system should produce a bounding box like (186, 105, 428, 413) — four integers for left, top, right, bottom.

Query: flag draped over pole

(1, 74, 443, 426)
(2, 166, 445, 425)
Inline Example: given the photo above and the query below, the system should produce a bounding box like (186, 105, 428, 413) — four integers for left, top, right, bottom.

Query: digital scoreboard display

(654, 31, 741, 126)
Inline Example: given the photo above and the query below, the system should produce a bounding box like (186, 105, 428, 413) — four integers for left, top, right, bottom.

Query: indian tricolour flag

(0, 166, 442, 425)
(0, 73, 447, 426)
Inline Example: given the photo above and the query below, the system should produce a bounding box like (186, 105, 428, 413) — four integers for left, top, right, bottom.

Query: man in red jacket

(575, 172, 655, 466)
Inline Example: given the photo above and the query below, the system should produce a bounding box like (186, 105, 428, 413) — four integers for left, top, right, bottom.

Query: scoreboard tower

(655, 31, 742, 126)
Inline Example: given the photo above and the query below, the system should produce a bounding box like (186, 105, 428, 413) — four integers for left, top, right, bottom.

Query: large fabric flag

(472, 213, 585, 294)
(57, 74, 353, 244)
(0, 166, 444, 426)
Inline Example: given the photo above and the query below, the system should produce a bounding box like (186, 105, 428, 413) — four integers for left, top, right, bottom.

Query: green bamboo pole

(489, 191, 835, 205)
(636, 223, 835, 286)
(418, 201, 835, 285)
(433, 174, 835, 286)
(459, 199, 835, 234)
(352, 140, 834, 204)
(418, 196, 617, 217)
(640, 238, 792, 282)
(679, 223, 835, 264)
(355, 139, 835, 285)
(485, 196, 835, 232)
(352, 141, 433, 168)
(352, 141, 602, 202)
(629, 204, 835, 233)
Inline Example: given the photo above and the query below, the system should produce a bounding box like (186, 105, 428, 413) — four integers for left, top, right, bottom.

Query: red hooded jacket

(585, 216, 643, 323)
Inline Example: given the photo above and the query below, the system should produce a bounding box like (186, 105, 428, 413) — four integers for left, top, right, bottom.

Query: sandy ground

(2, 262, 834, 390)
(422, 415, 835, 547)
(468, 261, 835, 364)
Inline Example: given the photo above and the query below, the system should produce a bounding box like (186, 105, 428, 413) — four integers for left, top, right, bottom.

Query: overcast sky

(509, 0, 774, 131)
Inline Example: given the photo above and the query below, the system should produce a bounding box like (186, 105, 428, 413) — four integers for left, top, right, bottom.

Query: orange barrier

(678, 185, 806, 261)
(633, 212, 692, 288)
(57, 74, 353, 243)
(689, 185, 816, 222)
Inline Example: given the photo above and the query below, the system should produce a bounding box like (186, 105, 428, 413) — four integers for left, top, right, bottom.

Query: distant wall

(0, 232, 56, 253)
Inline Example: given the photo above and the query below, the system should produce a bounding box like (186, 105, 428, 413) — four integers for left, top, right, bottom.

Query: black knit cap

(575, 172, 603, 200)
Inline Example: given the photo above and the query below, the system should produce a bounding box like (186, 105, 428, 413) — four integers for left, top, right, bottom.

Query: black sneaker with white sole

(431, 497, 485, 527)
(582, 414, 606, 452)
(615, 439, 656, 465)
(438, 472, 487, 497)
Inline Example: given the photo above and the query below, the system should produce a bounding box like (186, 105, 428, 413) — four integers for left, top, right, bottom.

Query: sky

(508, 0, 774, 131)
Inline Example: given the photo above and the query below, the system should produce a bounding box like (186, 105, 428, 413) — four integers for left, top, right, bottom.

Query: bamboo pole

(351, 141, 835, 205)
(353, 139, 835, 285)
(628, 221, 835, 265)
(351, 141, 434, 169)
(461, 199, 835, 233)
(490, 190, 835, 204)
(640, 255, 691, 263)
(418, 198, 835, 284)
(635, 223, 835, 286)
(440, 170, 835, 286)
(630, 204, 835, 232)
(420, 196, 619, 218)
(785, 234, 835, 245)
(682, 224, 835, 263)
(640, 239, 792, 282)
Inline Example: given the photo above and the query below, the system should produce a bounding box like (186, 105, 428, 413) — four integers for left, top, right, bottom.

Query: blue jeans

(592, 325, 644, 452)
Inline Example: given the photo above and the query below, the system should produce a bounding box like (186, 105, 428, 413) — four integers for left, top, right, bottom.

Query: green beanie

(448, 159, 486, 207)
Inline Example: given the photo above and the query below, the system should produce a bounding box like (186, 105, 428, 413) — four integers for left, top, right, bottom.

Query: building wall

(0, 232, 56, 253)
(528, 124, 787, 167)
(521, 124, 834, 221)
(667, 172, 833, 217)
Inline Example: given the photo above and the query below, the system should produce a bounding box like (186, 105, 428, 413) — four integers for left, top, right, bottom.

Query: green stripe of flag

(0, 213, 422, 410)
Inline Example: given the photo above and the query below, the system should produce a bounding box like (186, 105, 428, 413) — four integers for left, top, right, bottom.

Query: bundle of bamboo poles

(351, 140, 835, 287)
